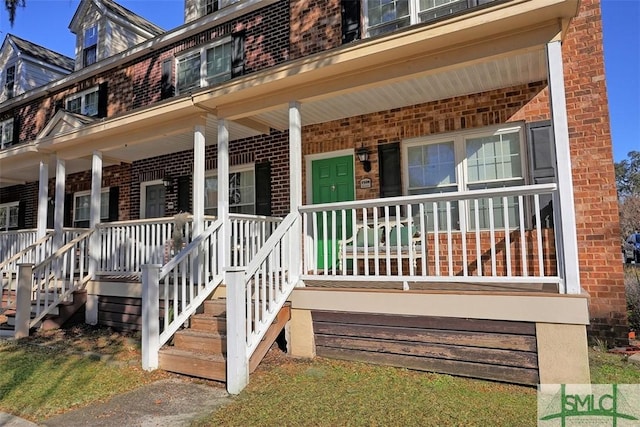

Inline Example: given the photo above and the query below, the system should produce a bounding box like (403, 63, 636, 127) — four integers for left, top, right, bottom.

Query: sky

(0, 0, 637, 162)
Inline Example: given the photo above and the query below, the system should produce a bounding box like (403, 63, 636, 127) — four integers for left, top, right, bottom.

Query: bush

(625, 267, 640, 332)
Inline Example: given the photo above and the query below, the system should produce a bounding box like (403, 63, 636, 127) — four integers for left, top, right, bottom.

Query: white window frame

(65, 86, 100, 116)
(175, 37, 232, 95)
(0, 118, 13, 149)
(73, 188, 109, 226)
(204, 164, 255, 215)
(363, 0, 475, 37)
(403, 123, 527, 231)
(0, 201, 19, 230)
(4, 64, 15, 99)
(83, 24, 98, 67)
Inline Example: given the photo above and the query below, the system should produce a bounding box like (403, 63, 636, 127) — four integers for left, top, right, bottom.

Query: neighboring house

(0, 0, 627, 393)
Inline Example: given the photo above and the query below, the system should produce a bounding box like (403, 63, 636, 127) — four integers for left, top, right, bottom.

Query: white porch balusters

(289, 102, 303, 282)
(547, 40, 580, 294)
(86, 151, 102, 324)
(37, 159, 49, 240)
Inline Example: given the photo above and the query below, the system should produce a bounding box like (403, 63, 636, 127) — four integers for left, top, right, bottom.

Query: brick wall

(289, 0, 342, 59)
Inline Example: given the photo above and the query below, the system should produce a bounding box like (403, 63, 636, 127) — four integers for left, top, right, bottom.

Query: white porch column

(289, 101, 302, 281)
(86, 150, 102, 325)
(546, 40, 580, 294)
(54, 157, 65, 251)
(193, 124, 206, 237)
(217, 118, 230, 270)
(36, 158, 49, 239)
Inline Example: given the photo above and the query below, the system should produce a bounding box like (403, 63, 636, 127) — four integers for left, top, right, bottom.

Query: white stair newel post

(546, 40, 580, 294)
(142, 264, 161, 370)
(15, 263, 33, 339)
(289, 101, 302, 281)
(86, 151, 102, 324)
(226, 267, 248, 394)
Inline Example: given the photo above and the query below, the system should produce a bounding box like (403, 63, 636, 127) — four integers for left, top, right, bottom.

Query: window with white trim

(66, 86, 99, 116)
(0, 201, 19, 230)
(73, 189, 109, 227)
(83, 25, 98, 67)
(404, 124, 526, 230)
(176, 38, 232, 94)
(0, 118, 13, 149)
(204, 166, 255, 215)
(365, 0, 493, 37)
(198, 0, 241, 18)
(4, 65, 15, 99)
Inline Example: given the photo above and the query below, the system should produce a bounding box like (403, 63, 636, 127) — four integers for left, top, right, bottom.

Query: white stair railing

(0, 230, 39, 262)
(142, 219, 224, 370)
(227, 212, 299, 394)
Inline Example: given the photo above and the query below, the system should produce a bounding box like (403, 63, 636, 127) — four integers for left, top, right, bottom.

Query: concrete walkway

(1, 379, 233, 427)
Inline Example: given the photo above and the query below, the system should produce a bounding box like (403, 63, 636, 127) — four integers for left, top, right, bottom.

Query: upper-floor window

(0, 201, 19, 230)
(365, 0, 492, 37)
(66, 86, 99, 116)
(200, 0, 219, 15)
(83, 25, 98, 67)
(0, 118, 14, 149)
(5, 65, 15, 99)
(176, 38, 232, 94)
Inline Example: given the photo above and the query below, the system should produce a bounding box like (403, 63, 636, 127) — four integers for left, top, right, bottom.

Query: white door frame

(140, 179, 164, 219)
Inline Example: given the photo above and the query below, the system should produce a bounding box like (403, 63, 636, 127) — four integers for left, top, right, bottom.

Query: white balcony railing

(299, 183, 563, 291)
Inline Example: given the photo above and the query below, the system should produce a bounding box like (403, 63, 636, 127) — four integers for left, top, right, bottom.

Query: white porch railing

(226, 212, 300, 393)
(299, 183, 564, 291)
(229, 214, 283, 267)
(142, 219, 224, 370)
(0, 230, 39, 262)
(95, 216, 217, 275)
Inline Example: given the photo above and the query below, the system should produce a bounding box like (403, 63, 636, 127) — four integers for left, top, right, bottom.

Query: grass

(0, 326, 169, 422)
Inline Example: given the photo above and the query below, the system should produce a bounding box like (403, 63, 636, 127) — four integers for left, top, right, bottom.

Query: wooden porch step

(190, 313, 227, 333)
(173, 329, 226, 354)
(158, 347, 226, 381)
(203, 299, 226, 316)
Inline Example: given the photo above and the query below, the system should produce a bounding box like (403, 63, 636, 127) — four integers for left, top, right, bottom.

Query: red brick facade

(0, 0, 625, 341)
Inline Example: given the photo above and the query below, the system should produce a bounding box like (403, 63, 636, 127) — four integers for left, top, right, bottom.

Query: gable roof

(37, 109, 98, 141)
(6, 34, 74, 71)
(69, 0, 164, 37)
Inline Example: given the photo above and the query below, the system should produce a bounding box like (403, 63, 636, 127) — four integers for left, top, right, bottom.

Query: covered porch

(0, 0, 588, 391)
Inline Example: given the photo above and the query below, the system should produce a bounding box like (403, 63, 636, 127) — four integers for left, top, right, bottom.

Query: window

(204, 167, 255, 215)
(404, 124, 526, 230)
(365, 0, 494, 37)
(66, 86, 99, 116)
(5, 65, 15, 99)
(73, 189, 109, 227)
(200, 0, 219, 15)
(176, 38, 232, 94)
(0, 118, 13, 149)
(83, 25, 98, 67)
(0, 202, 19, 230)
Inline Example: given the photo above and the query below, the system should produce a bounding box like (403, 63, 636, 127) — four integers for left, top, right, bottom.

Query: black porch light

(356, 145, 371, 172)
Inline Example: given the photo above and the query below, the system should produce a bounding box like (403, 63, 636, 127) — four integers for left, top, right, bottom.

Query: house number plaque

(360, 178, 372, 189)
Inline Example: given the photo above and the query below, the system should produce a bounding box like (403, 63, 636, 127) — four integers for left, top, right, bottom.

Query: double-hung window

(66, 86, 99, 116)
(404, 124, 526, 231)
(176, 38, 232, 94)
(0, 118, 13, 149)
(0, 202, 19, 230)
(4, 65, 15, 99)
(204, 166, 255, 215)
(74, 189, 109, 227)
(83, 25, 98, 67)
(365, 0, 494, 37)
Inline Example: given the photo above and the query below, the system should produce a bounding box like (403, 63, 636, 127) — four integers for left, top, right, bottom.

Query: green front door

(311, 155, 355, 270)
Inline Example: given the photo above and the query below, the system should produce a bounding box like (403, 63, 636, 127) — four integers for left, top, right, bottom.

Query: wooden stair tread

(175, 328, 225, 339)
(158, 347, 226, 381)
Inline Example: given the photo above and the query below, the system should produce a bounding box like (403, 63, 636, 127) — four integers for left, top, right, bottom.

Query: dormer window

(66, 86, 99, 116)
(83, 25, 98, 67)
(176, 38, 232, 94)
(0, 118, 14, 149)
(200, 0, 219, 15)
(5, 65, 15, 99)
